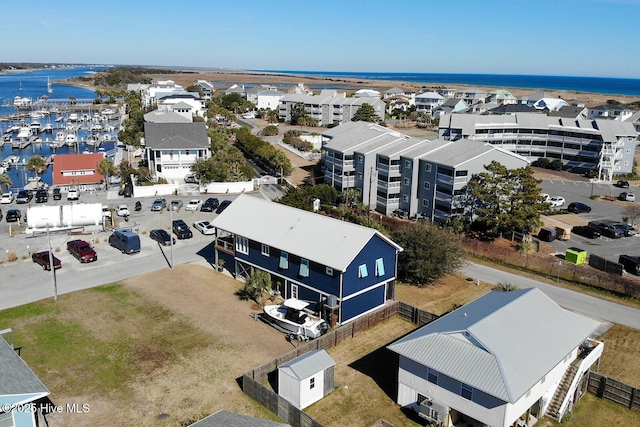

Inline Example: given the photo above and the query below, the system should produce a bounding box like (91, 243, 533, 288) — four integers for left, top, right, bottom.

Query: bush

(261, 125, 279, 136)
(7, 251, 17, 262)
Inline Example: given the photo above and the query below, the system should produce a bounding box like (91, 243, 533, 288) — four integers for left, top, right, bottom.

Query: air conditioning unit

(418, 398, 448, 423)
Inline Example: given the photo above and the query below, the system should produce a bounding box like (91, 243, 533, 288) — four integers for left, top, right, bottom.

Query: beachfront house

(388, 288, 604, 427)
(0, 332, 50, 427)
(415, 91, 445, 115)
(52, 153, 106, 192)
(126, 80, 186, 108)
(457, 88, 487, 105)
(157, 93, 205, 117)
(194, 80, 215, 101)
(587, 104, 633, 121)
(438, 112, 638, 180)
(143, 122, 211, 182)
(210, 194, 403, 326)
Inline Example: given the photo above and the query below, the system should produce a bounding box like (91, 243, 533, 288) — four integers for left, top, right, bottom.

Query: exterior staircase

(546, 363, 580, 421)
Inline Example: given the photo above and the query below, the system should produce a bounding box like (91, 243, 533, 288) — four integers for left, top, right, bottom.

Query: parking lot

(0, 187, 282, 309)
(538, 178, 640, 264)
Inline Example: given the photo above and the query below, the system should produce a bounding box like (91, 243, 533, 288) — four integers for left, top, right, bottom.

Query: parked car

(540, 193, 550, 203)
(67, 189, 79, 200)
(571, 225, 601, 239)
(194, 220, 216, 235)
(52, 187, 62, 200)
(35, 189, 48, 203)
(16, 189, 32, 204)
(67, 240, 98, 263)
(185, 199, 202, 211)
(0, 192, 14, 204)
(549, 196, 565, 207)
(168, 200, 183, 211)
(567, 202, 591, 213)
(538, 227, 556, 242)
(615, 180, 630, 188)
(151, 198, 167, 211)
(184, 174, 198, 184)
(32, 251, 62, 270)
(108, 229, 141, 254)
(102, 207, 112, 219)
(116, 205, 130, 217)
(200, 198, 219, 212)
(5, 209, 21, 222)
(619, 255, 640, 275)
(172, 219, 193, 239)
(588, 220, 624, 239)
(612, 222, 637, 236)
(619, 192, 635, 202)
(149, 229, 175, 246)
(215, 200, 232, 214)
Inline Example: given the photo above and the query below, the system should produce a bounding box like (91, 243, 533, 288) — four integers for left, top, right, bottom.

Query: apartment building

(438, 113, 637, 180)
(279, 90, 385, 126)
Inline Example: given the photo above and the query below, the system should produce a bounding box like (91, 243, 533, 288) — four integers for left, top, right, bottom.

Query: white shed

(278, 349, 335, 409)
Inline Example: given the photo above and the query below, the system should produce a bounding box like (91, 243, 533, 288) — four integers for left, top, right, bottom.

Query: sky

(3, 0, 640, 79)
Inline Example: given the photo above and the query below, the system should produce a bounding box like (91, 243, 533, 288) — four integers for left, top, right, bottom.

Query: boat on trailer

(262, 298, 329, 340)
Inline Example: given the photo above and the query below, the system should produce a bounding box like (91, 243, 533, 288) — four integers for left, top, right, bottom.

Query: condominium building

(279, 90, 385, 126)
(438, 113, 637, 180)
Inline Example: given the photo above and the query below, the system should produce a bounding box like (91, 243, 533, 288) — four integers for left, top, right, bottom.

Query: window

(236, 236, 248, 255)
(461, 383, 473, 400)
(403, 177, 410, 186)
(402, 194, 408, 202)
(424, 163, 432, 172)
(326, 266, 333, 276)
(358, 264, 368, 278)
(299, 258, 310, 277)
(375, 258, 385, 276)
(427, 369, 438, 385)
(424, 181, 430, 190)
(261, 244, 269, 256)
(357, 172, 362, 179)
(422, 199, 429, 207)
(358, 155, 363, 163)
(405, 160, 411, 168)
(291, 284, 298, 299)
(279, 251, 289, 269)
(310, 377, 315, 389)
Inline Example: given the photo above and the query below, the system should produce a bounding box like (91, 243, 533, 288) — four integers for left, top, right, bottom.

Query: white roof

(211, 195, 401, 271)
(283, 298, 309, 311)
(279, 350, 335, 381)
(388, 288, 601, 403)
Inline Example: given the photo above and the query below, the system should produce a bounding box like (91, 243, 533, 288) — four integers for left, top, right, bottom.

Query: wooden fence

(242, 301, 434, 427)
(588, 372, 640, 411)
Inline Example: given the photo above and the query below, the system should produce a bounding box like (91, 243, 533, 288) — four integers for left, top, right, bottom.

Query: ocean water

(257, 70, 640, 97)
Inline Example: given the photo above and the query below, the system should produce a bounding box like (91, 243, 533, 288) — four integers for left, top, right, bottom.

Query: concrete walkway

(461, 262, 640, 330)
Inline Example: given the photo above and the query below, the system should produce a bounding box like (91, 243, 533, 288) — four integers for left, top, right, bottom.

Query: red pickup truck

(67, 239, 98, 263)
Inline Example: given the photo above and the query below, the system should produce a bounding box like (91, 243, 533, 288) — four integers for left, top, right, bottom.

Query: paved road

(461, 261, 640, 329)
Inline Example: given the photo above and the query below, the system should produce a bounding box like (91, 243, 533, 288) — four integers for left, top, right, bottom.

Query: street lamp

(169, 206, 174, 269)
(46, 224, 58, 301)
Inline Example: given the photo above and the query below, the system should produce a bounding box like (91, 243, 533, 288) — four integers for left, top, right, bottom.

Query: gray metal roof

(279, 350, 335, 381)
(427, 142, 528, 168)
(143, 122, 209, 149)
(0, 336, 49, 396)
(322, 121, 413, 154)
(211, 194, 401, 271)
(387, 288, 601, 403)
(144, 110, 192, 123)
(189, 410, 290, 427)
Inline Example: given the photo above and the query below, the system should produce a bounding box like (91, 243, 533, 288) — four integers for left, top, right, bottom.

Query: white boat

(55, 131, 66, 142)
(102, 133, 113, 141)
(55, 116, 65, 122)
(262, 298, 329, 340)
(17, 127, 31, 139)
(90, 124, 103, 132)
(65, 133, 77, 144)
(69, 113, 79, 121)
(30, 121, 42, 134)
(13, 96, 32, 109)
(43, 123, 53, 133)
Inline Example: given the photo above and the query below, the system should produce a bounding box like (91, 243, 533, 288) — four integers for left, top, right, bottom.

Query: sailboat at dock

(47, 77, 53, 94)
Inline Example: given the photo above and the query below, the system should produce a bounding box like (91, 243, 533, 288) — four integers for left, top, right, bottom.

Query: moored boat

(262, 298, 329, 340)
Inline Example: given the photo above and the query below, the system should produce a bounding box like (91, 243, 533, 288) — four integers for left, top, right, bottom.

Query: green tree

(494, 282, 520, 292)
(261, 125, 279, 136)
(290, 102, 308, 125)
(466, 161, 545, 236)
(237, 269, 272, 305)
(265, 109, 279, 124)
(97, 158, 117, 190)
(352, 103, 381, 124)
(0, 173, 12, 192)
(26, 156, 47, 178)
(390, 223, 466, 286)
(275, 184, 338, 211)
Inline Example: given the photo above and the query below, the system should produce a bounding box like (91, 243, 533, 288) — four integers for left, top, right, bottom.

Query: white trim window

(261, 244, 269, 256)
(291, 284, 298, 299)
(358, 264, 368, 278)
(326, 266, 333, 276)
(279, 251, 289, 269)
(299, 258, 310, 277)
(375, 258, 385, 276)
(424, 163, 432, 172)
(236, 236, 249, 255)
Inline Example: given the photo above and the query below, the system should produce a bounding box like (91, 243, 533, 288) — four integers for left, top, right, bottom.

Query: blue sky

(3, 0, 640, 78)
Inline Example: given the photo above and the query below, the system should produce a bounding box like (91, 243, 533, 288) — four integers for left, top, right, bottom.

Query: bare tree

(621, 204, 640, 226)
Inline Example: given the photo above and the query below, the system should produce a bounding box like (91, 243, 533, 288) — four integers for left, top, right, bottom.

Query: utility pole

(169, 207, 174, 269)
(46, 224, 58, 301)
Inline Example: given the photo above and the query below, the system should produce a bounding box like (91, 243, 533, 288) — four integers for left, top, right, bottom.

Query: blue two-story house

(211, 194, 403, 326)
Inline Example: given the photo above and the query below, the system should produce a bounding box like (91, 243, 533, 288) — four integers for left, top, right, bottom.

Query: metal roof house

(278, 350, 336, 409)
(210, 194, 402, 326)
(387, 288, 604, 427)
(0, 333, 50, 427)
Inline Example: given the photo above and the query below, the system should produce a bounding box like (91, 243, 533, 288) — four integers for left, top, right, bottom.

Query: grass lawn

(1, 265, 638, 427)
